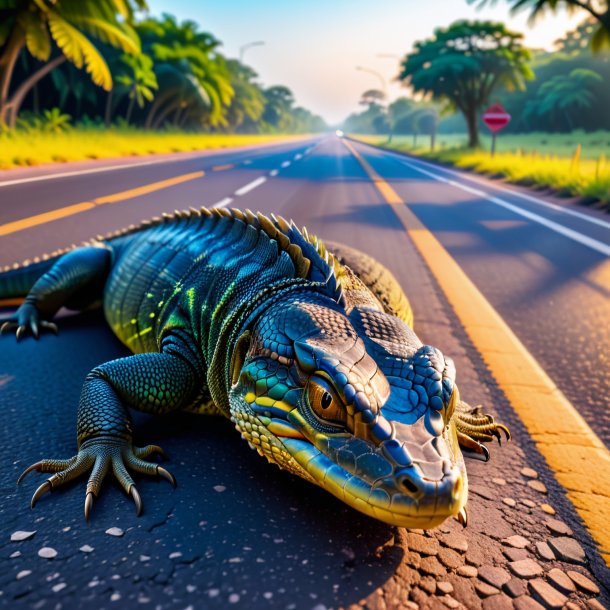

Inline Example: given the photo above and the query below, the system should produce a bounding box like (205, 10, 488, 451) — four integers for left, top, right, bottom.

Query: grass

(356, 132, 610, 207)
(0, 128, 307, 170)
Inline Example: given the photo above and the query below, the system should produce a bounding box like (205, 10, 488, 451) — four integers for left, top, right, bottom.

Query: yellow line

(212, 164, 234, 172)
(0, 171, 205, 237)
(344, 138, 610, 566)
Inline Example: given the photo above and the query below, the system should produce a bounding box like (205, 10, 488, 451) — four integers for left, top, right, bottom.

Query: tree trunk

(0, 30, 25, 125)
(152, 100, 181, 130)
(145, 89, 175, 129)
(105, 89, 113, 126)
(430, 129, 436, 152)
(125, 93, 136, 125)
(464, 106, 479, 148)
(7, 55, 66, 127)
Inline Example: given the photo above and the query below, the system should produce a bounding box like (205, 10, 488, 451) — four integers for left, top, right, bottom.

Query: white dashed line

(234, 176, 267, 196)
(212, 197, 233, 209)
(243, 159, 252, 165)
(269, 169, 279, 177)
(281, 161, 291, 168)
(294, 153, 303, 161)
(401, 159, 610, 257)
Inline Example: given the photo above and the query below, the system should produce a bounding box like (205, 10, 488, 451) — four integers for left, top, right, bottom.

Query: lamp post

(239, 41, 265, 62)
(355, 66, 392, 142)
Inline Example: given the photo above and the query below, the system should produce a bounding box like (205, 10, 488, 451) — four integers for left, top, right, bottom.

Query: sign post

(482, 103, 511, 157)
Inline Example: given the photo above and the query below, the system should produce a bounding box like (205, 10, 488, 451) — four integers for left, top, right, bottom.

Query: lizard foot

(0, 303, 57, 340)
(17, 437, 174, 520)
(455, 402, 511, 461)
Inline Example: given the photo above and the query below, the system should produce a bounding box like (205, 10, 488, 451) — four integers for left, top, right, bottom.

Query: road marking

(281, 161, 291, 168)
(344, 138, 610, 566)
(234, 176, 267, 196)
(294, 153, 303, 160)
(400, 160, 610, 257)
(269, 169, 279, 177)
(212, 197, 233, 209)
(0, 171, 204, 237)
(388, 150, 610, 231)
(212, 164, 234, 172)
(243, 160, 252, 165)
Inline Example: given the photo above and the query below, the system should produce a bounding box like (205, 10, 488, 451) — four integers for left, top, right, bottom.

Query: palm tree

(115, 53, 157, 124)
(537, 68, 603, 130)
(0, 0, 145, 126)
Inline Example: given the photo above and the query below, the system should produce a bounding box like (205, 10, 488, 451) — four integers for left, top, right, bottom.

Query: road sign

(483, 103, 511, 133)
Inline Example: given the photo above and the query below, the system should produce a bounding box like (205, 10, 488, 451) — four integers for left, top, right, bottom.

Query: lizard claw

(19, 438, 174, 520)
(0, 303, 57, 340)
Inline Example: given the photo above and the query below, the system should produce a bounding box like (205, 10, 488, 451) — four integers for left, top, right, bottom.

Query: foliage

(398, 20, 533, 147)
(469, 0, 610, 52)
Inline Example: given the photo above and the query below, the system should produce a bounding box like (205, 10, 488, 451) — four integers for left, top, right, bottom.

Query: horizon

(146, 0, 583, 124)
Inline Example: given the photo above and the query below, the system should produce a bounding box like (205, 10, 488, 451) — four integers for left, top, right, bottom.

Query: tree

(115, 53, 157, 124)
(224, 59, 265, 131)
(359, 88, 386, 110)
(399, 20, 533, 147)
(262, 85, 294, 130)
(0, 0, 144, 126)
(470, 0, 610, 52)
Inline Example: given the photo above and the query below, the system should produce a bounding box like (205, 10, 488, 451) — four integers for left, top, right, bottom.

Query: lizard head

(228, 293, 466, 529)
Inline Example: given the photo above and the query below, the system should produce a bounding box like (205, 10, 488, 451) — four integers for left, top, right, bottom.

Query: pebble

(544, 517, 572, 536)
(79, 545, 94, 553)
(520, 467, 538, 479)
(457, 565, 478, 578)
(474, 581, 499, 598)
(535, 541, 555, 561)
(213, 485, 226, 492)
(513, 596, 546, 610)
(139, 555, 151, 562)
(105, 527, 124, 537)
(502, 498, 516, 507)
(540, 503, 555, 515)
(406, 532, 439, 555)
(547, 568, 576, 594)
(482, 594, 513, 610)
(492, 478, 506, 485)
(508, 558, 543, 579)
(502, 535, 530, 549)
(478, 565, 511, 589)
(503, 548, 529, 562)
(502, 578, 526, 598)
(521, 499, 536, 508)
(437, 547, 462, 570)
(111, 592, 121, 602)
(52, 583, 66, 593)
(437, 581, 453, 594)
(169, 552, 182, 559)
(441, 596, 460, 609)
(16, 570, 32, 580)
(567, 570, 599, 594)
(587, 599, 606, 610)
(529, 578, 567, 609)
(11, 531, 36, 542)
(419, 556, 446, 577)
(548, 537, 586, 564)
(38, 547, 57, 559)
(527, 480, 547, 494)
(439, 532, 468, 553)
(10, 551, 21, 558)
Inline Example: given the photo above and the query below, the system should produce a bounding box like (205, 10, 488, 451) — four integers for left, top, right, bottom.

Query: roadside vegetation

(0, 1, 325, 168)
(345, 4, 610, 209)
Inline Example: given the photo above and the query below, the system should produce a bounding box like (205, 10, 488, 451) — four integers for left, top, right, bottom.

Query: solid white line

(281, 161, 291, 168)
(294, 153, 303, 160)
(212, 197, 233, 209)
(269, 169, 279, 177)
(402, 159, 610, 257)
(243, 160, 252, 165)
(401, 154, 610, 231)
(234, 176, 267, 196)
(0, 157, 189, 188)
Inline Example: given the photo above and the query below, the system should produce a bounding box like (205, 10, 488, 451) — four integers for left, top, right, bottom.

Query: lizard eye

(307, 376, 346, 426)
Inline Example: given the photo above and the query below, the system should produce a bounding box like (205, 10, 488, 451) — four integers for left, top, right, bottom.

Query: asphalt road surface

(0, 136, 608, 609)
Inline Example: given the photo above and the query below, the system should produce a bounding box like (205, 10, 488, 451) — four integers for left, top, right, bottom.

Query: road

(0, 136, 608, 609)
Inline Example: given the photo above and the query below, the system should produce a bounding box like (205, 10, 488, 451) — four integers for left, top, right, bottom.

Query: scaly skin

(0, 207, 509, 525)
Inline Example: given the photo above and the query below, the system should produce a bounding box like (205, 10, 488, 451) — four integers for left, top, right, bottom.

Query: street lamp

(239, 41, 265, 62)
(355, 66, 393, 142)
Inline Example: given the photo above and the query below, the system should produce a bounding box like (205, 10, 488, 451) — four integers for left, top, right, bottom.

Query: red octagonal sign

(483, 103, 511, 133)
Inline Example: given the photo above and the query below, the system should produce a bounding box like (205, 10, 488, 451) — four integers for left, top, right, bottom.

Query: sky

(146, 0, 582, 125)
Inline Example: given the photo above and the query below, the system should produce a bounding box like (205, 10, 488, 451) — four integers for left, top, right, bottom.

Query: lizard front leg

(18, 350, 200, 519)
(1, 245, 111, 339)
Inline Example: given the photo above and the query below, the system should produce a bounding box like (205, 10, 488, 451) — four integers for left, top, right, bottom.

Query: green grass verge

(355, 133, 610, 208)
(0, 128, 307, 170)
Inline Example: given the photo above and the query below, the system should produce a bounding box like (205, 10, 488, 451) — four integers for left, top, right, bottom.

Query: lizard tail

(0, 250, 68, 302)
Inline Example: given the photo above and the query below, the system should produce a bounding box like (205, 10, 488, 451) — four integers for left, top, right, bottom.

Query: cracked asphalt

(1, 137, 608, 609)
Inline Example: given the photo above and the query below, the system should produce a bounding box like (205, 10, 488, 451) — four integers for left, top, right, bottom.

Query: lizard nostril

(396, 471, 420, 495)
